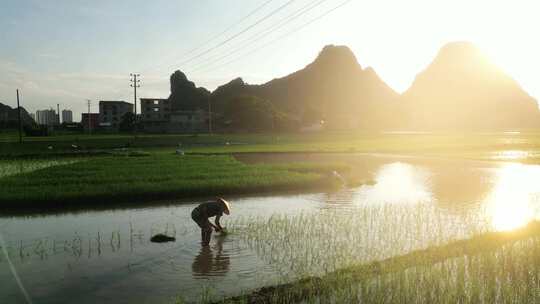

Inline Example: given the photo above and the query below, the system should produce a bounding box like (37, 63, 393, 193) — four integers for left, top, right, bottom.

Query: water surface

(2, 154, 540, 303)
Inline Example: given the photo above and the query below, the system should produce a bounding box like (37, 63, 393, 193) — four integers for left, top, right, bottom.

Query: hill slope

(0, 102, 34, 128)
(170, 42, 540, 131)
(400, 41, 540, 130)
(211, 45, 399, 129)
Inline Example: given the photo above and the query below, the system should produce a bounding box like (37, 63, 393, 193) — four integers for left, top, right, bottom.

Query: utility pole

(16, 89, 22, 144)
(130, 74, 141, 135)
(208, 96, 213, 135)
(87, 99, 92, 135)
(130, 73, 141, 116)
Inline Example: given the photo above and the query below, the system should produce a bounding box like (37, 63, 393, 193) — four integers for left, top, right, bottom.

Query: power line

(180, 0, 277, 57)
(188, 0, 328, 70)
(187, 0, 330, 73)
(155, 0, 298, 73)
(197, 0, 353, 75)
(140, 0, 276, 75)
(85, 0, 349, 105)
(105, 1, 286, 103)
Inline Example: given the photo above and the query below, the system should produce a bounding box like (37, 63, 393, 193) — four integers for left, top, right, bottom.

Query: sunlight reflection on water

(356, 162, 433, 205)
(491, 150, 530, 160)
(344, 159, 540, 232)
(485, 163, 540, 231)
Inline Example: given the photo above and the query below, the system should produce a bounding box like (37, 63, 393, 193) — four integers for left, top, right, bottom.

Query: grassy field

(2, 131, 540, 163)
(0, 158, 81, 178)
(0, 154, 349, 211)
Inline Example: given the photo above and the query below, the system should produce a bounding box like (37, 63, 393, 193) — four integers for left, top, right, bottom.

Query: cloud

(36, 53, 61, 59)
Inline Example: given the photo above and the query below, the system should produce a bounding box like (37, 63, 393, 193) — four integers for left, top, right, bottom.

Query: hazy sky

(1, 0, 539, 121)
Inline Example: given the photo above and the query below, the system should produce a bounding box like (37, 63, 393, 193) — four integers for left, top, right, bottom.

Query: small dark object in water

(150, 234, 176, 243)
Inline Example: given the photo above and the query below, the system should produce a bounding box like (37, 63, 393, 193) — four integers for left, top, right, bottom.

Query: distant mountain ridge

(210, 45, 399, 129)
(400, 41, 540, 130)
(168, 42, 540, 131)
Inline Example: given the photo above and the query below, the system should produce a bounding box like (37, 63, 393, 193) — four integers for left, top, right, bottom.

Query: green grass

(3, 131, 540, 163)
(184, 131, 540, 155)
(203, 203, 540, 303)
(0, 129, 19, 141)
(231, 205, 485, 280)
(216, 221, 540, 303)
(0, 154, 348, 210)
(0, 158, 81, 178)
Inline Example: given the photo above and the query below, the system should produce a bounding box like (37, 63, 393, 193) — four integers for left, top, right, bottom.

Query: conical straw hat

(218, 197, 231, 214)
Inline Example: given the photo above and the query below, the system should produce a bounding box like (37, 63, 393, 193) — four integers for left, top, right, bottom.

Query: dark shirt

(193, 201, 223, 219)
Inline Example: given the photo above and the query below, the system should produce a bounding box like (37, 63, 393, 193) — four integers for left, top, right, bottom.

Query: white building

(140, 98, 171, 121)
(36, 109, 58, 126)
(62, 109, 73, 123)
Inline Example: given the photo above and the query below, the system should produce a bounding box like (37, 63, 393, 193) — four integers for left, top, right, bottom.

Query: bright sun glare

(487, 163, 540, 231)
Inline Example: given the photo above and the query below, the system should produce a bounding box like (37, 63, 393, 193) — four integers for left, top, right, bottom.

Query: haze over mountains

(401, 42, 540, 130)
(165, 41, 540, 131)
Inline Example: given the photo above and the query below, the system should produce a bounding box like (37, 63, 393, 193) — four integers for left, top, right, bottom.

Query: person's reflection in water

(192, 234, 230, 278)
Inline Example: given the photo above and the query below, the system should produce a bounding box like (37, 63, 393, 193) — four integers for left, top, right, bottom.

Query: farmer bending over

(191, 198, 231, 246)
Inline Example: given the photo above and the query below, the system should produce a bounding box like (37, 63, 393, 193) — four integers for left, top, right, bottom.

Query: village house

(140, 98, 207, 133)
(98, 100, 133, 130)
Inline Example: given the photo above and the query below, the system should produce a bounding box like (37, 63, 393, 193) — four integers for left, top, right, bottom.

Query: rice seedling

(218, 222, 540, 304)
(307, 233, 540, 303)
(231, 203, 488, 280)
(0, 158, 80, 178)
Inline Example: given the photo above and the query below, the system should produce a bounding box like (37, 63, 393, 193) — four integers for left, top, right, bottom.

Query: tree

(119, 112, 136, 132)
(301, 106, 324, 125)
(224, 96, 275, 132)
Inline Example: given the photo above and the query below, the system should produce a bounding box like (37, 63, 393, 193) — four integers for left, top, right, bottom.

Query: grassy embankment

(2, 132, 540, 162)
(0, 154, 349, 211)
(214, 221, 540, 303)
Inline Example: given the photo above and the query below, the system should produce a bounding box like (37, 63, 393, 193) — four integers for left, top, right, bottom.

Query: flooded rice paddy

(2, 153, 540, 303)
